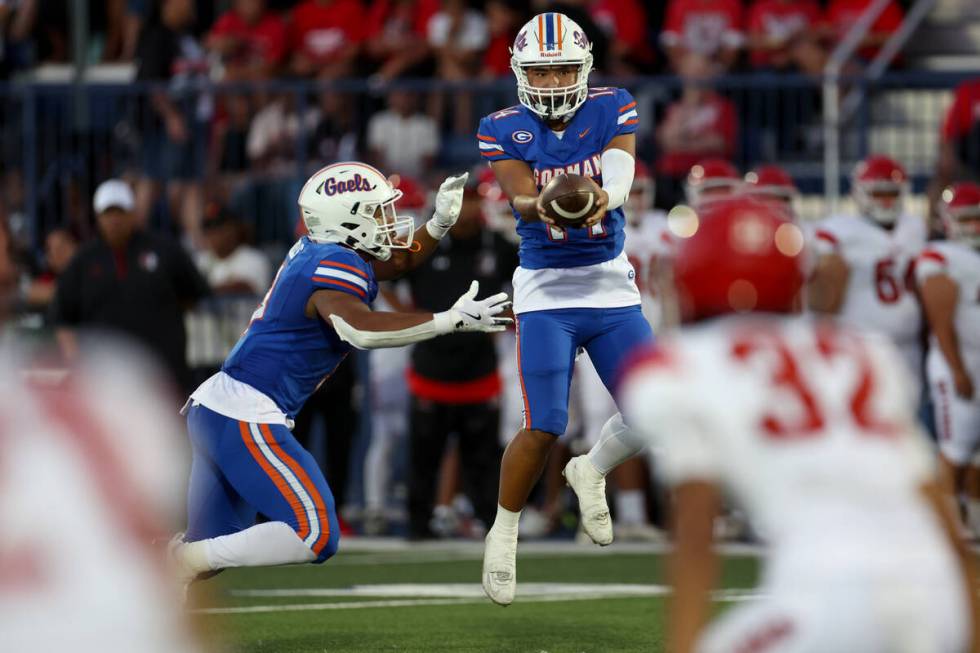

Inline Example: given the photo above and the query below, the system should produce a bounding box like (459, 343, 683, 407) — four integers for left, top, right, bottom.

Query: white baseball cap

(93, 179, 135, 214)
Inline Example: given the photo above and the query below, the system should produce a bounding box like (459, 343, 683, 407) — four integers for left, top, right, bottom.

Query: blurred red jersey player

(289, 0, 365, 79)
(620, 198, 977, 653)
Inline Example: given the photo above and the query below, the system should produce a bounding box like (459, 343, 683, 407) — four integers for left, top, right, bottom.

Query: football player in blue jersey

(169, 162, 511, 591)
(479, 13, 654, 605)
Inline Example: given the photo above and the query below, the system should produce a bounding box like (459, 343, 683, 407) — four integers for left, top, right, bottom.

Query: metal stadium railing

(0, 71, 976, 249)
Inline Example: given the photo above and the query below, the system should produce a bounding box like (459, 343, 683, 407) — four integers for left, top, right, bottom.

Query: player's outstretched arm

(668, 480, 721, 653)
(807, 253, 849, 314)
(310, 281, 512, 350)
(490, 159, 554, 224)
(920, 274, 973, 398)
(372, 173, 469, 281)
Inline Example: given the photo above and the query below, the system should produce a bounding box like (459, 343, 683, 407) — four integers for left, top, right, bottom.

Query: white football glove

(426, 173, 469, 239)
(442, 280, 512, 333)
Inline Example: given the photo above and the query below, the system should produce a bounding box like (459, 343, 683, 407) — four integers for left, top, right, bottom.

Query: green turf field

(191, 541, 761, 653)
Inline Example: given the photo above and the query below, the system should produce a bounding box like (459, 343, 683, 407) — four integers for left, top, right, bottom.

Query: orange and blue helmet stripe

(537, 13, 563, 53)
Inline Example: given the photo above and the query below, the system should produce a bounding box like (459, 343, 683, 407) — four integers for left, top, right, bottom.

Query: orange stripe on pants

(238, 421, 310, 541)
(259, 424, 332, 555)
(515, 321, 532, 429)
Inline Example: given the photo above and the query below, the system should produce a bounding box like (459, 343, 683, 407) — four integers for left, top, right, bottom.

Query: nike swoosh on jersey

(578, 127, 591, 138)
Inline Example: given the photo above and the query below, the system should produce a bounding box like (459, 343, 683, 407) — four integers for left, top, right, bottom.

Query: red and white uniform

(813, 213, 927, 390)
(625, 210, 675, 330)
(0, 349, 200, 653)
(916, 242, 980, 464)
(622, 316, 969, 653)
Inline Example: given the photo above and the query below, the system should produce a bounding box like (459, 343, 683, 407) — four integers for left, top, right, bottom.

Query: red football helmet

(685, 158, 740, 209)
(743, 165, 798, 209)
(851, 155, 908, 225)
(672, 197, 805, 322)
(940, 182, 980, 247)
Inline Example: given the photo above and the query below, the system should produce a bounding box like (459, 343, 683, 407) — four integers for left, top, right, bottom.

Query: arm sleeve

(311, 250, 373, 303)
(600, 148, 635, 211)
(477, 115, 519, 162)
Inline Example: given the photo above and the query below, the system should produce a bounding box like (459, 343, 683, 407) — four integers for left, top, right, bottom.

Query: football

(540, 173, 602, 227)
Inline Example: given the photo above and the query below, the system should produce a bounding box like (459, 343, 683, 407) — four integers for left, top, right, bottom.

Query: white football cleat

(563, 455, 613, 546)
(482, 528, 517, 606)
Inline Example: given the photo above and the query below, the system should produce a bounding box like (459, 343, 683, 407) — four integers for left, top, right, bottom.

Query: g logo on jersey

(512, 130, 534, 144)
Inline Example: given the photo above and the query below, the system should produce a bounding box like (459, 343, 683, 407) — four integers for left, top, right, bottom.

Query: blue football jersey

(222, 237, 378, 418)
(477, 87, 639, 270)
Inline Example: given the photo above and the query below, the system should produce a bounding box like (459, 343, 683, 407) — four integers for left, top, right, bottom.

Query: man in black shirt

(402, 181, 520, 539)
(51, 179, 209, 395)
(134, 0, 210, 245)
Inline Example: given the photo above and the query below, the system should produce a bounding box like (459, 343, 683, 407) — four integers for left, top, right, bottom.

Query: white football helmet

(298, 162, 414, 261)
(511, 12, 593, 121)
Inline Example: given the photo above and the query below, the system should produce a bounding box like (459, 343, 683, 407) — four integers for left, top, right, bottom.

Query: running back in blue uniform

(477, 87, 639, 270)
(224, 237, 378, 419)
(173, 162, 510, 587)
(183, 237, 378, 563)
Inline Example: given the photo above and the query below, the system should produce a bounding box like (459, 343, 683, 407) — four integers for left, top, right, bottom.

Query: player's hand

(448, 280, 513, 333)
(432, 173, 469, 228)
(534, 195, 556, 225)
(954, 368, 975, 399)
(583, 189, 609, 228)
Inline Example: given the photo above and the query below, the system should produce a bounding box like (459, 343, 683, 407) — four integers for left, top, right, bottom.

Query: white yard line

(194, 584, 766, 616)
(327, 540, 764, 567)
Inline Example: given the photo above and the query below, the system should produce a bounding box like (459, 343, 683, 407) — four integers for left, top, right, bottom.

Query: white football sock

(194, 521, 316, 571)
(588, 413, 645, 476)
(491, 504, 521, 538)
(615, 489, 647, 525)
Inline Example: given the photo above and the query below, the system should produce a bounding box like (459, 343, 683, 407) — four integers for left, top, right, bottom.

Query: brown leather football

(539, 173, 601, 227)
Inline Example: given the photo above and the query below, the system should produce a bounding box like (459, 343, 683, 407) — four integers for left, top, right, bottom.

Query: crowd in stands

(0, 0, 910, 80)
(3, 0, 975, 539)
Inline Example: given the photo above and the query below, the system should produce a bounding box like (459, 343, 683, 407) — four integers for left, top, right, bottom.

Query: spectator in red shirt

(929, 78, 980, 219)
(481, 0, 522, 79)
(207, 0, 288, 81)
(660, 0, 744, 73)
(364, 0, 439, 82)
(746, 0, 826, 75)
(654, 53, 738, 209)
(289, 0, 365, 79)
(590, 0, 655, 76)
(825, 0, 904, 63)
